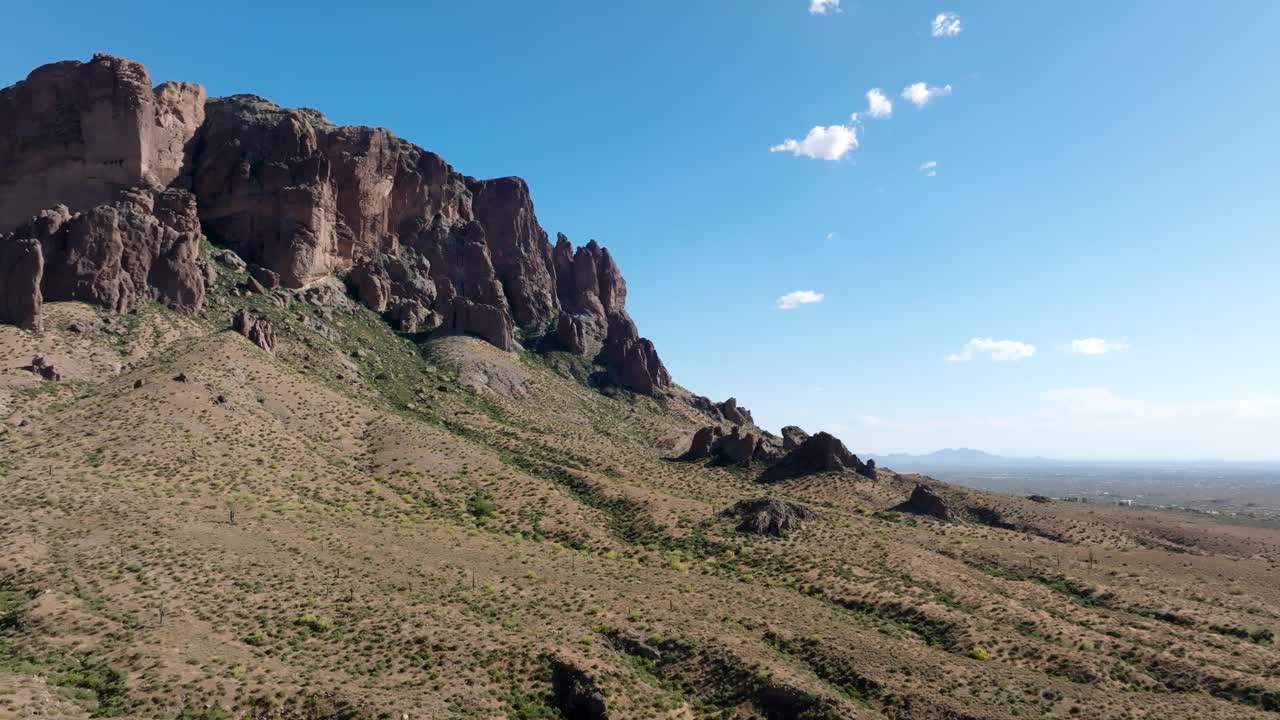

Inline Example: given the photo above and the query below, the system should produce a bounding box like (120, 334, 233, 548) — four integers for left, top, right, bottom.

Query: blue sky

(5, 1, 1278, 459)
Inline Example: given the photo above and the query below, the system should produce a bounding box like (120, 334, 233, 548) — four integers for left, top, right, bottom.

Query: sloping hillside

(3, 281, 1280, 720)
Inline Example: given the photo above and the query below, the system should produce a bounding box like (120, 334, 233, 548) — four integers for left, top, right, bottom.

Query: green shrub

(467, 492, 497, 519)
(295, 612, 333, 633)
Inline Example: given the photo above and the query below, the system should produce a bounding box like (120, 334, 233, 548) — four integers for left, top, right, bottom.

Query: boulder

(899, 484, 953, 521)
(25, 356, 60, 381)
(231, 310, 275, 354)
(781, 425, 810, 451)
(215, 249, 246, 271)
(390, 299, 439, 333)
(249, 266, 281, 290)
(731, 498, 820, 537)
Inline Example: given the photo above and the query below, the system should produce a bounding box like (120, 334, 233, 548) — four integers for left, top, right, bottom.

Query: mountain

(870, 448, 1012, 464)
(3, 55, 1280, 720)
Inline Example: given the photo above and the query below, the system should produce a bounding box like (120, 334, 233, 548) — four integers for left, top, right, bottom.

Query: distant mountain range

(867, 448, 1037, 465)
(867, 449, 1280, 468)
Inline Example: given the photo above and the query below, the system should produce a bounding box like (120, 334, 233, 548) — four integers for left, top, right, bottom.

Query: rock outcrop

(731, 498, 820, 537)
(550, 658, 608, 720)
(689, 395, 758, 426)
(0, 54, 672, 395)
(781, 425, 810, 451)
(0, 54, 205, 231)
(679, 425, 767, 467)
(898, 484, 953, 521)
(2, 187, 207, 325)
(759, 432, 875, 483)
(0, 237, 43, 330)
(24, 356, 61, 381)
(679, 426, 724, 461)
(711, 426, 760, 467)
(231, 310, 275, 354)
(716, 398, 754, 426)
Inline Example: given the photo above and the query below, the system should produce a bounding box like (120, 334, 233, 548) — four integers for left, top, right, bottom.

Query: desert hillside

(2, 55, 1280, 720)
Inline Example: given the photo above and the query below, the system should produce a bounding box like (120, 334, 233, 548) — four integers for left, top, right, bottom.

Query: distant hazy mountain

(868, 448, 1044, 466)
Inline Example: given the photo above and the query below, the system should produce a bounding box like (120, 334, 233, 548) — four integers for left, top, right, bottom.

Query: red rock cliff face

(4, 188, 207, 317)
(0, 54, 671, 396)
(0, 54, 205, 232)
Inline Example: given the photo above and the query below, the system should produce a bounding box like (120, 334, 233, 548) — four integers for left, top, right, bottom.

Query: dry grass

(2, 280, 1280, 719)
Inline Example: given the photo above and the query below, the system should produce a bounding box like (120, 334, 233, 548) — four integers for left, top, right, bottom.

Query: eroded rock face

(231, 310, 275, 354)
(602, 313, 671, 396)
(550, 659, 608, 720)
(6, 188, 207, 319)
(0, 54, 205, 232)
(732, 498, 820, 537)
(0, 54, 673, 395)
(0, 237, 43, 330)
(555, 312, 587, 354)
(469, 177, 557, 328)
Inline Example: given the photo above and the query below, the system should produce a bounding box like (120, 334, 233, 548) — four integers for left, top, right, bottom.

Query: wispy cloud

(770, 123, 858, 161)
(1041, 387, 1167, 420)
(1040, 388, 1280, 423)
(931, 12, 962, 37)
(825, 231, 837, 240)
(947, 337, 1037, 362)
(777, 290, 825, 310)
(809, 0, 841, 15)
(901, 82, 952, 108)
(865, 88, 893, 119)
(1071, 337, 1131, 355)
(919, 160, 938, 177)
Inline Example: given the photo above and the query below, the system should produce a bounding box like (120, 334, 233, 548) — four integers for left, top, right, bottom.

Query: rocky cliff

(0, 54, 669, 395)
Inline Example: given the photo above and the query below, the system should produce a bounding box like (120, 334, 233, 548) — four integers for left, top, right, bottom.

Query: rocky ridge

(0, 54, 668, 395)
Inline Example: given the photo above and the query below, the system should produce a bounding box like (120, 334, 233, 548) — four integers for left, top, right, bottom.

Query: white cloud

(1041, 387, 1168, 421)
(931, 12, 962, 37)
(770, 124, 858, 161)
(865, 88, 893, 119)
(1071, 337, 1131, 355)
(1042, 387, 1280, 424)
(919, 160, 938, 177)
(777, 290, 825, 310)
(1227, 395, 1280, 420)
(947, 337, 1037, 362)
(809, 0, 841, 15)
(901, 82, 952, 108)
(825, 231, 837, 240)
